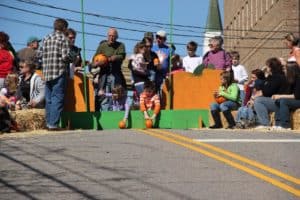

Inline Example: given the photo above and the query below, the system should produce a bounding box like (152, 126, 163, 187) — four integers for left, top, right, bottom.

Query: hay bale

(11, 109, 45, 131)
(209, 110, 238, 128)
(291, 109, 300, 130)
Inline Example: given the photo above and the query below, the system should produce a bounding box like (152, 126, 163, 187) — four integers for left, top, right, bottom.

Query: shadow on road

(1, 140, 198, 200)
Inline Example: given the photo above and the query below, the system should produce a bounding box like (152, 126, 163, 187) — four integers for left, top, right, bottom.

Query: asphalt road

(0, 129, 299, 200)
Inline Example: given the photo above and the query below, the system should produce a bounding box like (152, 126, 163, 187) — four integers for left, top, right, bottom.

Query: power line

(0, 16, 188, 46)
(1, 3, 294, 41)
(0, 4, 205, 39)
(13, 0, 204, 34)
(1, 16, 288, 50)
(14, 0, 299, 34)
(11, 42, 96, 52)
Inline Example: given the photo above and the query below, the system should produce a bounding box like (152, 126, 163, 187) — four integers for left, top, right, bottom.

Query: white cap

(156, 30, 167, 38)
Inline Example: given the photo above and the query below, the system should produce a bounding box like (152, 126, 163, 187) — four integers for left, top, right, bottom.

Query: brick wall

(224, 0, 300, 73)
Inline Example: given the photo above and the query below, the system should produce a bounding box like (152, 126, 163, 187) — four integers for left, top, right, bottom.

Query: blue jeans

(210, 101, 239, 112)
(236, 106, 255, 122)
(45, 73, 67, 128)
(275, 98, 300, 128)
(254, 96, 279, 126)
(240, 90, 245, 105)
(101, 74, 115, 111)
(134, 82, 144, 97)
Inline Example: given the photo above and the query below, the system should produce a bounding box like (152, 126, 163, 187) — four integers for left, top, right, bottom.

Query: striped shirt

(40, 31, 70, 81)
(139, 92, 160, 114)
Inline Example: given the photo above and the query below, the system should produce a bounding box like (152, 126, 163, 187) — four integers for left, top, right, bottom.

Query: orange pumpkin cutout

(93, 54, 108, 66)
(145, 119, 153, 129)
(118, 120, 126, 129)
(215, 96, 226, 104)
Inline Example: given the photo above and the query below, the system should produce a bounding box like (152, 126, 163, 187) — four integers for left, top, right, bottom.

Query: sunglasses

(156, 35, 165, 40)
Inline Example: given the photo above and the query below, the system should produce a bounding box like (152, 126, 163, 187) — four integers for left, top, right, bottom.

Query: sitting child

(235, 69, 265, 129)
(210, 71, 241, 129)
(139, 81, 160, 120)
(16, 60, 45, 109)
(1, 73, 18, 110)
(98, 84, 132, 123)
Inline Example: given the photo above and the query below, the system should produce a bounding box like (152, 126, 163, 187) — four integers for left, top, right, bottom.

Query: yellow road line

(138, 129, 300, 197)
(150, 129, 300, 185)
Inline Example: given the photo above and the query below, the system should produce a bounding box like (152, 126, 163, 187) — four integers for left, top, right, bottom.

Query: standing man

(40, 18, 70, 130)
(92, 28, 126, 111)
(152, 30, 173, 92)
(17, 36, 41, 67)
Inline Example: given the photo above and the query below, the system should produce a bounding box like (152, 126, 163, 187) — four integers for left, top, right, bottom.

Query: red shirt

(0, 49, 14, 78)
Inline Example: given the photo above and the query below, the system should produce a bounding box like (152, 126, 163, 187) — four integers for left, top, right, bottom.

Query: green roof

(206, 0, 223, 32)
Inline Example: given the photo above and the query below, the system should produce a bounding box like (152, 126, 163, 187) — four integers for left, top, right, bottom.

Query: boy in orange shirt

(139, 81, 160, 120)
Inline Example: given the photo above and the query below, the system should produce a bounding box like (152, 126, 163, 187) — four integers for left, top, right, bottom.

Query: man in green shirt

(92, 28, 126, 111)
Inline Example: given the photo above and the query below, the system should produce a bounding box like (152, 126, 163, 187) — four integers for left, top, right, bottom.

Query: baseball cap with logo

(156, 30, 167, 38)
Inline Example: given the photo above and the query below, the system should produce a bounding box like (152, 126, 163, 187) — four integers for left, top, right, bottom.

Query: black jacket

(262, 73, 288, 97)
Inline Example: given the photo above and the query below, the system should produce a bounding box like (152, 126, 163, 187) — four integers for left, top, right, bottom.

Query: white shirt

(182, 55, 202, 73)
(232, 64, 248, 91)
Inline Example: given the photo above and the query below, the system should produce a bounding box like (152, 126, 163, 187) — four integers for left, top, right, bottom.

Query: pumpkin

(118, 120, 126, 129)
(93, 54, 108, 66)
(153, 58, 160, 66)
(145, 119, 153, 129)
(215, 96, 227, 104)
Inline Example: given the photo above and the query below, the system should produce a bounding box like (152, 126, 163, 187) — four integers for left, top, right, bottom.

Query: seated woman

(210, 71, 241, 129)
(272, 62, 300, 130)
(253, 57, 288, 129)
(16, 60, 45, 109)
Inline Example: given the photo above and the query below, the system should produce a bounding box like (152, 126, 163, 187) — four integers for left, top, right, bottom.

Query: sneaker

(254, 125, 270, 130)
(271, 126, 291, 131)
(235, 122, 245, 129)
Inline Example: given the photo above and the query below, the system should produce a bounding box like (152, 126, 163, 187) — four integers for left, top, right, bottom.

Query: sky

(0, 0, 224, 60)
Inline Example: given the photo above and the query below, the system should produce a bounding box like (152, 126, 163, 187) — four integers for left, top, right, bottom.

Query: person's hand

(247, 99, 254, 107)
(144, 111, 150, 119)
(94, 60, 106, 67)
(28, 100, 37, 108)
(150, 114, 156, 120)
(108, 55, 117, 62)
(98, 89, 105, 96)
(213, 90, 218, 98)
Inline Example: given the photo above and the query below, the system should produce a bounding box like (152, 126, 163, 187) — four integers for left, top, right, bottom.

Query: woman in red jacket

(0, 32, 14, 89)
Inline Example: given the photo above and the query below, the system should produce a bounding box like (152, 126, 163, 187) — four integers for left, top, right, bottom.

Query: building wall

(224, 0, 300, 72)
